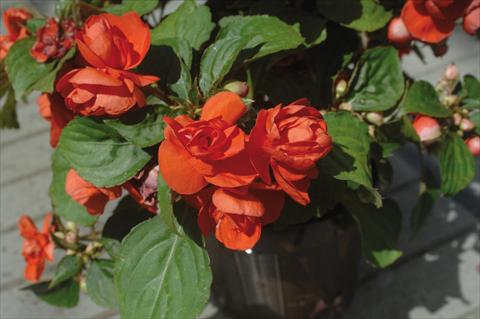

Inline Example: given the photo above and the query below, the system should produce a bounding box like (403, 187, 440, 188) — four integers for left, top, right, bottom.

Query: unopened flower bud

(85, 242, 95, 255)
(66, 249, 76, 255)
(465, 136, 480, 156)
(339, 102, 352, 111)
(444, 64, 458, 81)
(365, 112, 384, 126)
(441, 95, 458, 107)
(460, 118, 475, 132)
(368, 125, 376, 138)
(224, 81, 249, 97)
(412, 116, 441, 145)
(79, 277, 87, 293)
(335, 80, 348, 98)
(65, 221, 76, 231)
(65, 231, 77, 244)
(387, 17, 412, 48)
(53, 231, 65, 239)
(453, 113, 462, 126)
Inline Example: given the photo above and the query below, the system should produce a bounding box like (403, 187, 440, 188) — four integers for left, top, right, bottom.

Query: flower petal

(201, 91, 247, 125)
(212, 188, 265, 217)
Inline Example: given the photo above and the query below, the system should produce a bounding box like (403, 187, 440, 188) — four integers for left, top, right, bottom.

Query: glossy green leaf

(151, 0, 214, 50)
(26, 18, 46, 33)
(157, 173, 178, 234)
(439, 133, 475, 196)
(403, 81, 452, 117)
(105, 0, 159, 16)
(49, 255, 83, 288)
(0, 87, 19, 128)
(470, 112, 480, 134)
(58, 117, 151, 187)
(114, 215, 212, 319)
(50, 149, 98, 226)
(217, 15, 305, 61)
(104, 106, 172, 148)
(411, 188, 439, 237)
(86, 259, 117, 309)
(319, 112, 380, 206)
(462, 75, 480, 110)
(5, 38, 74, 99)
(23, 279, 79, 308)
(316, 0, 392, 31)
(199, 36, 249, 96)
(100, 238, 121, 260)
(346, 47, 404, 112)
(344, 194, 402, 268)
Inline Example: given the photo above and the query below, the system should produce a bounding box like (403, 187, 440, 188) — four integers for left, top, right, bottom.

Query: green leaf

(49, 255, 83, 288)
(23, 279, 79, 308)
(439, 133, 475, 196)
(344, 194, 402, 268)
(104, 106, 171, 148)
(26, 18, 46, 33)
(58, 117, 151, 187)
(151, 0, 214, 50)
(100, 238, 121, 260)
(217, 15, 305, 61)
(377, 116, 419, 156)
(5, 38, 74, 98)
(105, 0, 159, 16)
(470, 112, 480, 134)
(157, 173, 177, 233)
(0, 87, 19, 128)
(402, 81, 452, 117)
(316, 0, 392, 31)
(346, 47, 404, 112)
(50, 149, 98, 226)
(114, 215, 212, 319)
(103, 196, 153, 241)
(199, 36, 249, 96)
(463, 75, 480, 102)
(319, 112, 380, 206)
(86, 259, 117, 309)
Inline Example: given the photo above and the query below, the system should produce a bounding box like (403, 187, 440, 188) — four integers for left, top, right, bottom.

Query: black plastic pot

(207, 219, 361, 319)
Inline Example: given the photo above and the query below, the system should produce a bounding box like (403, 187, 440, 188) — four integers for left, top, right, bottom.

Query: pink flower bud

(453, 113, 462, 126)
(444, 64, 458, 81)
(465, 136, 480, 156)
(224, 81, 249, 97)
(460, 118, 475, 132)
(387, 17, 412, 47)
(412, 116, 442, 145)
(365, 112, 384, 126)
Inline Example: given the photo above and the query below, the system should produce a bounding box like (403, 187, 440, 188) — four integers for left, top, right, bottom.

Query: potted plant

(1, 0, 479, 318)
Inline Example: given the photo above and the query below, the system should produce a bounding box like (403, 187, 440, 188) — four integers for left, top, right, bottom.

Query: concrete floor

(0, 1, 479, 318)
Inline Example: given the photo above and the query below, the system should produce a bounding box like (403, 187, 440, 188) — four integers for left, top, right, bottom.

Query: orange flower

(412, 115, 442, 145)
(31, 18, 76, 63)
(158, 92, 256, 195)
(248, 100, 332, 205)
(123, 165, 159, 213)
(463, 0, 480, 35)
(76, 12, 150, 70)
(65, 169, 122, 215)
(37, 93, 75, 147)
(0, 7, 31, 60)
(56, 66, 158, 116)
(18, 213, 54, 282)
(401, 0, 473, 43)
(186, 183, 285, 250)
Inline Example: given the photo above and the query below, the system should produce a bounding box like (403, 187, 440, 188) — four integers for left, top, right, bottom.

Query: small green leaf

(346, 47, 404, 112)
(0, 87, 19, 129)
(105, 0, 159, 16)
(344, 194, 402, 268)
(151, 0, 214, 50)
(86, 259, 117, 309)
(5, 38, 74, 98)
(463, 74, 480, 104)
(49, 255, 83, 288)
(319, 112, 380, 206)
(470, 112, 480, 134)
(411, 188, 439, 237)
(402, 81, 452, 117)
(199, 36, 249, 96)
(114, 215, 212, 319)
(439, 133, 475, 196)
(100, 238, 121, 260)
(104, 106, 172, 148)
(58, 117, 151, 187)
(26, 18, 46, 33)
(157, 173, 176, 233)
(23, 279, 79, 308)
(217, 15, 305, 61)
(50, 149, 98, 226)
(103, 196, 153, 241)
(316, 0, 392, 31)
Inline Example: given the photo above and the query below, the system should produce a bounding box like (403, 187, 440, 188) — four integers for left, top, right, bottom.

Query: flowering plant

(1, 0, 479, 317)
